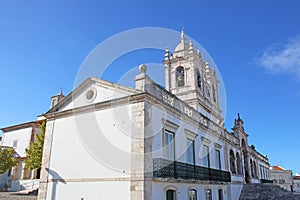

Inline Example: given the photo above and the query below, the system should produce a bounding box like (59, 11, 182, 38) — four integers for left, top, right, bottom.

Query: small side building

(270, 165, 294, 192)
(0, 90, 64, 192)
(0, 121, 40, 191)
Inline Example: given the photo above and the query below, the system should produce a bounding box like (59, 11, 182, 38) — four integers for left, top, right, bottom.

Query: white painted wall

(46, 104, 132, 200)
(270, 170, 293, 191)
(0, 171, 9, 188)
(230, 183, 243, 200)
(46, 181, 130, 200)
(1, 127, 32, 157)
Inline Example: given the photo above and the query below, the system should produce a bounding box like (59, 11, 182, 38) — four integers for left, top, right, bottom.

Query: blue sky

(0, 1, 299, 174)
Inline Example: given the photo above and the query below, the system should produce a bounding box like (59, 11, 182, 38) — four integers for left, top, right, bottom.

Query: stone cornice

(47, 77, 139, 114)
(44, 93, 147, 120)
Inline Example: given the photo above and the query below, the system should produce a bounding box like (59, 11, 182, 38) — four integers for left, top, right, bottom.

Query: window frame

(205, 188, 212, 200)
(203, 145, 210, 168)
(176, 66, 185, 87)
(186, 139, 195, 165)
(218, 189, 224, 200)
(188, 189, 197, 200)
(185, 129, 197, 165)
(215, 149, 221, 170)
(165, 186, 177, 200)
(12, 140, 18, 148)
(163, 129, 175, 161)
(229, 150, 236, 174)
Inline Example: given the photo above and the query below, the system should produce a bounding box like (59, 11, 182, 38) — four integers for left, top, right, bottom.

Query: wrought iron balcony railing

(153, 158, 231, 182)
(260, 179, 273, 184)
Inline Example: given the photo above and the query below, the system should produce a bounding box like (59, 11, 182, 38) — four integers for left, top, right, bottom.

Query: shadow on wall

(45, 168, 66, 200)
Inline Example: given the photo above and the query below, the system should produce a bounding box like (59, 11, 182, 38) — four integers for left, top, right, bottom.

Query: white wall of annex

(48, 104, 132, 180)
(1, 127, 32, 157)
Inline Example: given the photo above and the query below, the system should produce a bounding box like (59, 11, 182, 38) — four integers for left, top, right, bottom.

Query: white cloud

(256, 35, 300, 79)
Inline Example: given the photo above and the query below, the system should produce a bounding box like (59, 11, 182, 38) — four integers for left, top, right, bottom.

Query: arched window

(197, 71, 202, 88)
(218, 189, 224, 200)
(236, 152, 242, 175)
(205, 189, 212, 200)
(205, 85, 210, 98)
(166, 189, 176, 200)
(229, 150, 236, 174)
(176, 66, 185, 87)
(253, 161, 257, 178)
(250, 159, 254, 177)
(212, 85, 216, 102)
(188, 189, 197, 200)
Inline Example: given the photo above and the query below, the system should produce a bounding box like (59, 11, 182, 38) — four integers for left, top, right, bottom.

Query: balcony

(260, 179, 273, 183)
(153, 158, 231, 182)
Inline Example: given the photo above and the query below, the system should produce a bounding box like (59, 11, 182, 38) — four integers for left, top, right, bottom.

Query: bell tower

(163, 29, 223, 125)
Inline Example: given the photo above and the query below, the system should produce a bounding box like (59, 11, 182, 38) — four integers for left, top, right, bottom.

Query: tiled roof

(272, 165, 285, 170)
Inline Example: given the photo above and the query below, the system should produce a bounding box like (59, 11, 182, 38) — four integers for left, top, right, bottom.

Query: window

(13, 140, 18, 148)
(253, 161, 257, 178)
(51, 98, 58, 107)
(260, 166, 263, 179)
(215, 150, 221, 170)
(205, 86, 210, 98)
(205, 189, 212, 200)
(250, 159, 254, 177)
(229, 150, 236, 174)
(166, 189, 176, 200)
(176, 66, 185, 87)
(188, 189, 197, 200)
(197, 71, 202, 88)
(236, 153, 242, 175)
(164, 130, 175, 161)
(212, 85, 216, 102)
(187, 139, 195, 165)
(218, 189, 223, 200)
(203, 145, 210, 168)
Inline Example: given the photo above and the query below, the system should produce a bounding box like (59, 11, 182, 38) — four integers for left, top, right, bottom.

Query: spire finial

(181, 27, 185, 43)
(238, 113, 240, 120)
(58, 88, 63, 96)
(189, 40, 193, 49)
(139, 64, 147, 74)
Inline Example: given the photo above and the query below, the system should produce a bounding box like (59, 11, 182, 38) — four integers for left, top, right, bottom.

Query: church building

(7, 30, 269, 200)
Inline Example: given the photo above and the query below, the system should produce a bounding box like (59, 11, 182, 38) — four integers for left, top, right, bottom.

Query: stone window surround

(162, 118, 179, 161)
(188, 188, 197, 200)
(184, 128, 197, 140)
(164, 185, 178, 200)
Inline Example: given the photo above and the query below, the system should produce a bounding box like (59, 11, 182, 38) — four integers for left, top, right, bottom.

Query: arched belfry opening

(176, 66, 185, 87)
(163, 29, 223, 125)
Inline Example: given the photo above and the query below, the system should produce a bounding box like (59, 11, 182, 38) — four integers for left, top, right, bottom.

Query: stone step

(239, 183, 300, 200)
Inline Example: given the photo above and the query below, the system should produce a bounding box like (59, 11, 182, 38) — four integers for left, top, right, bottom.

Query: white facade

(35, 31, 271, 200)
(1, 126, 33, 157)
(0, 121, 40, 191)
(270, 166, 294, 191)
